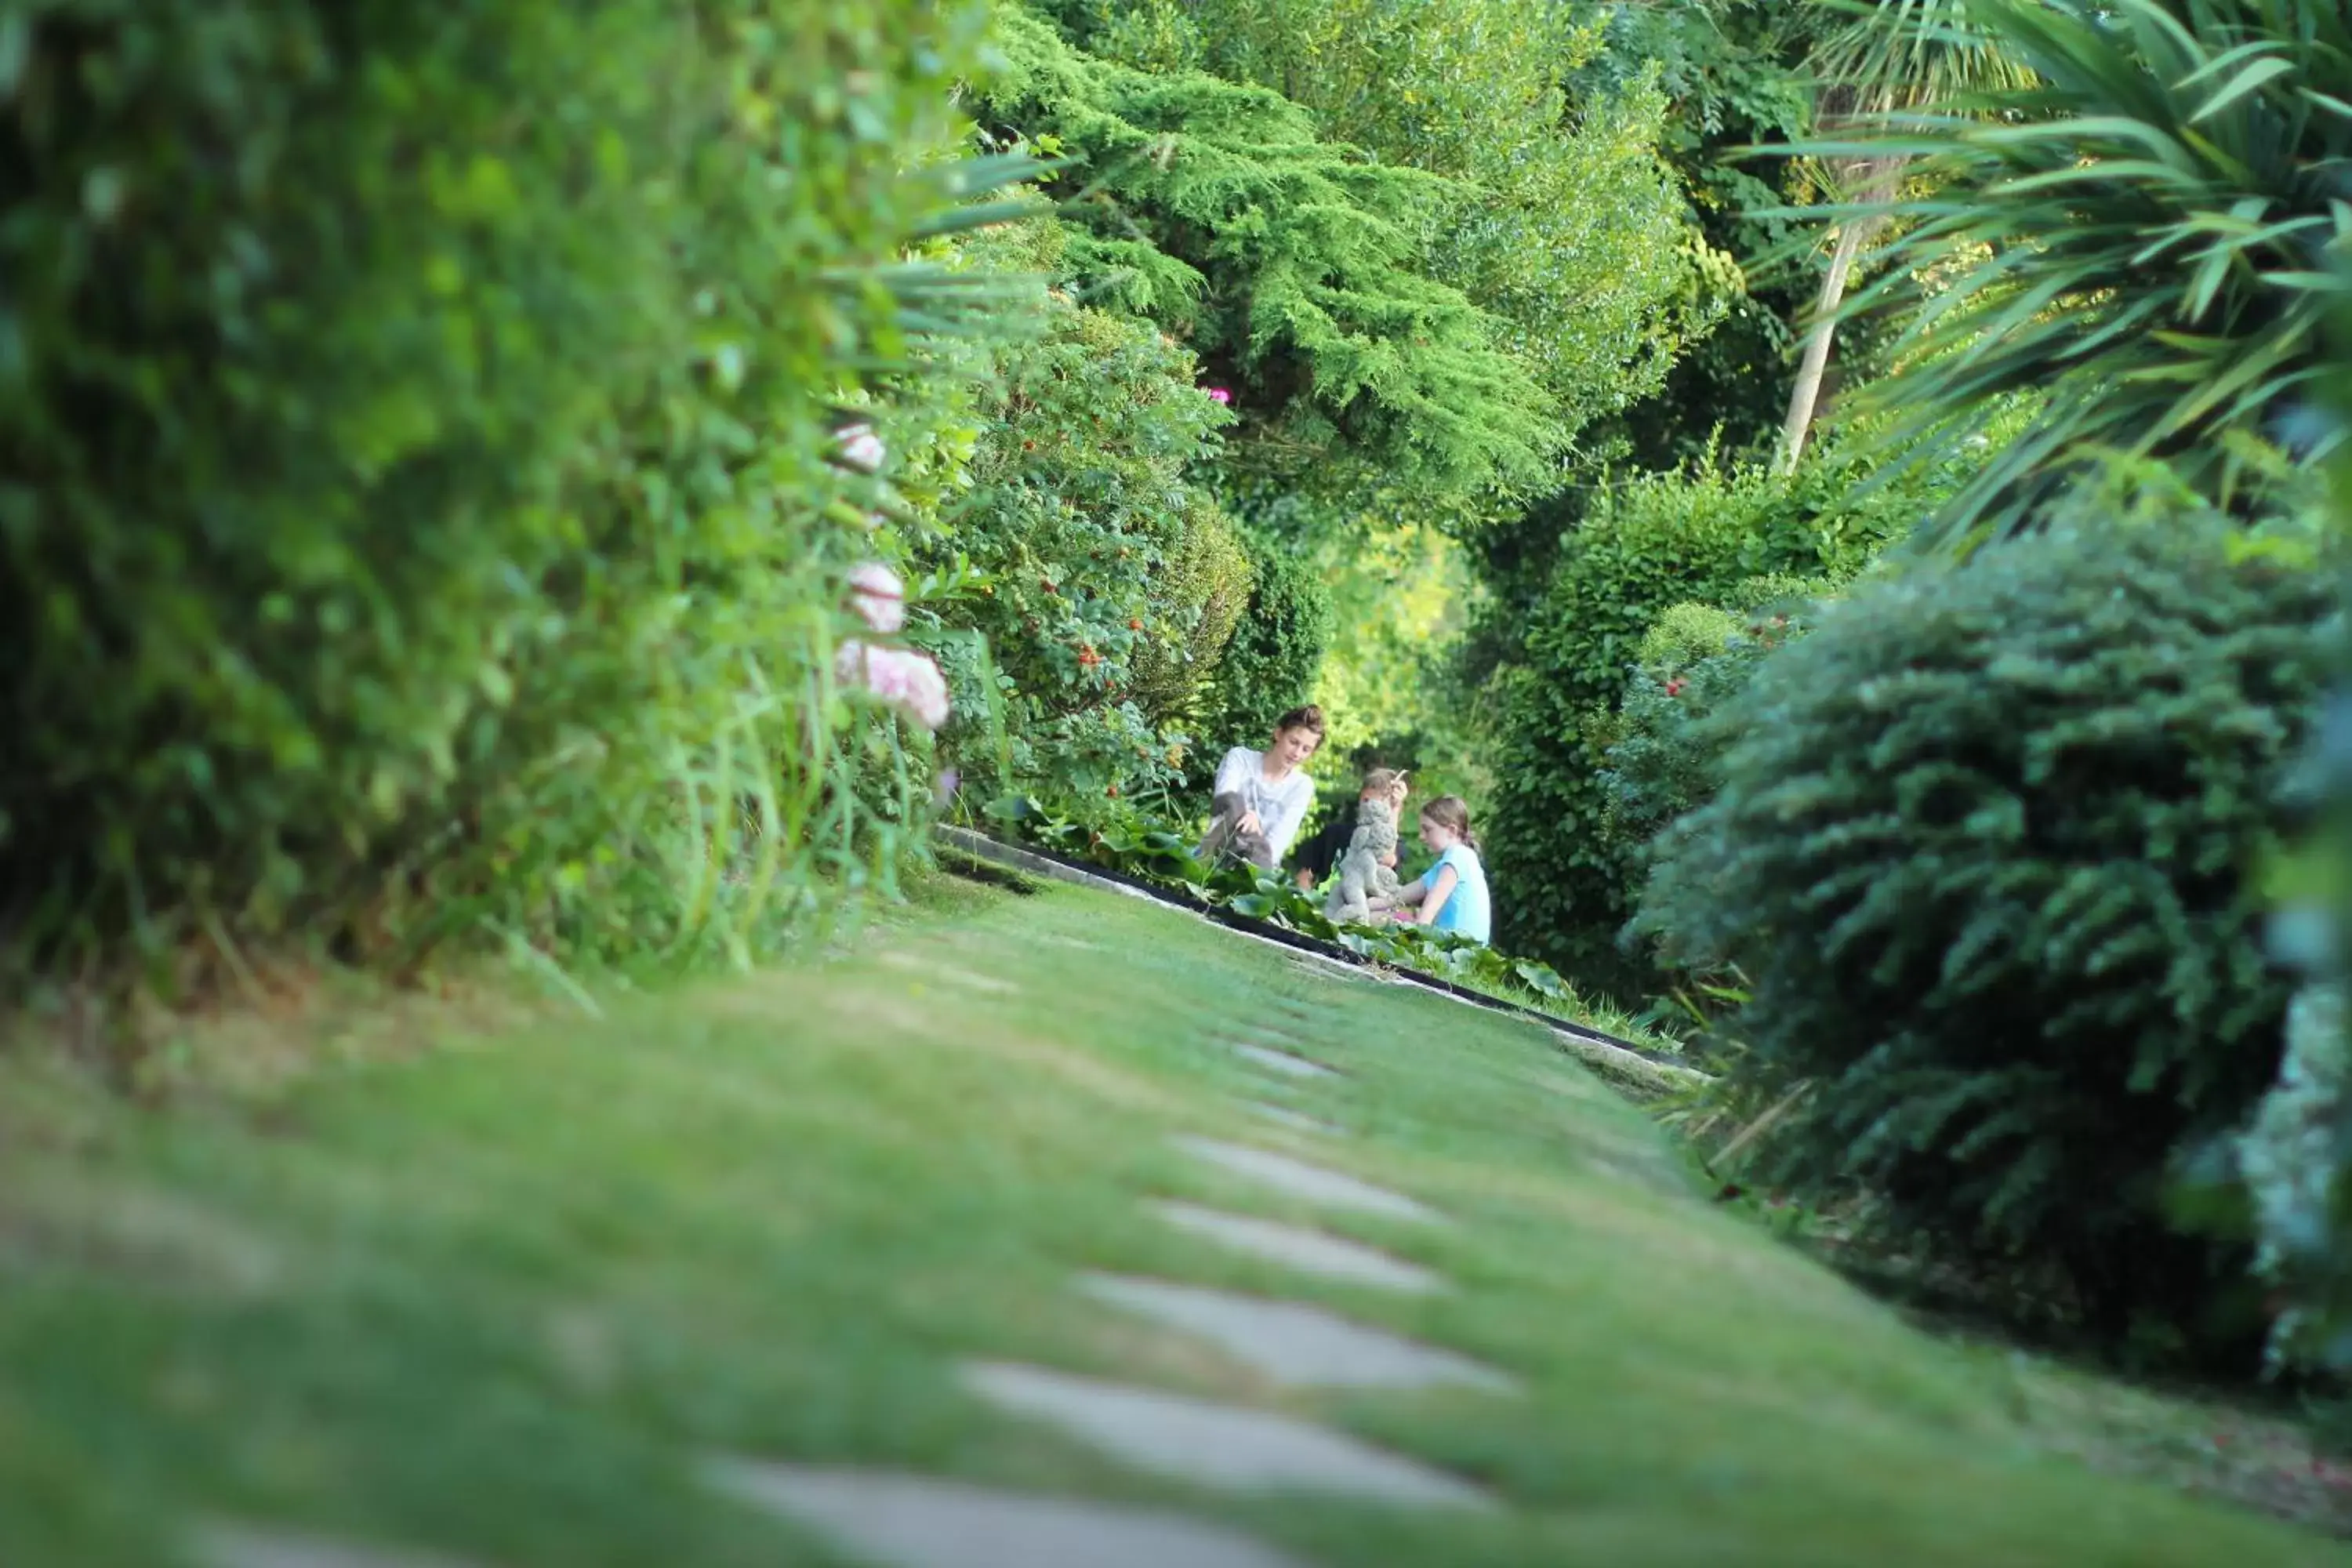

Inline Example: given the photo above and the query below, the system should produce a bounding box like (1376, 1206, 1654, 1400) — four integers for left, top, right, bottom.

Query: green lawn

(2, 875, 2347, 1566)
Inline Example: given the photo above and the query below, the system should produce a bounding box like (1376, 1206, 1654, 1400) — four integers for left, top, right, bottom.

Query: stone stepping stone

(1242, 1101, 1341, 1138)
(873, 949, 1016, 993)
(1032, 932, 1105, 952)
(1232, 1043, 1337, 1080)
(1174, 1136, 1442, 1225)
(1077, 1273, 1515, 1393)
(1148, 1200, 1443, 1294)
(194, 1524, 481, 1568)
(960, 1362, 1492, 1510)
(706, 1460, 1308, 1568)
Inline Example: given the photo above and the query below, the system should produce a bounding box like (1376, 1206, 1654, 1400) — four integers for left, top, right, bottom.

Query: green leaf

(2188, 54, 2296, 123)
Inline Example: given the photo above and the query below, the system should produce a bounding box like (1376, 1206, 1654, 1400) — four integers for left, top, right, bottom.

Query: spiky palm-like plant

(1777, 0, 2029, 473)
(1832, 0, 2352, 548)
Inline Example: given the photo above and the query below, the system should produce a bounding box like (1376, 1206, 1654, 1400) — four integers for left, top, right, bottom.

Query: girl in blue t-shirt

(1388, 795, 1490, 944)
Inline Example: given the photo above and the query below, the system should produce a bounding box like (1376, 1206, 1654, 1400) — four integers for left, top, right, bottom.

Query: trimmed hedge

(1486, 450, 1917, 987)
(1635, 517, 2334, 1359)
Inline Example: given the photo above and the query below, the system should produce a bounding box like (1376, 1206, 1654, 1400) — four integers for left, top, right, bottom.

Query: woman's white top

(1211, 746, 1316, 862)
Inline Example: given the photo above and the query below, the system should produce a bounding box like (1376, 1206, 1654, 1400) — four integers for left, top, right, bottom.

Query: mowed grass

(0, 877, 2345, 1567)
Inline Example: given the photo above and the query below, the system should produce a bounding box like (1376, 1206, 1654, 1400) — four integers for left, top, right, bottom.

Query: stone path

(873, 949, 1019, 994)
(1145, 1200, 1443, 1293)
(960, 1363, 1494, 1508)
(192, 1014, 1522, 1566)
(706, 1461, 1311, 1568)
(1076, 1273, 1516, 1392)
(1231, 1042, 1338, 1079)
(196, 1524, 481, 1568)
(1242, 1100, 1343, 1137)
(1172, 1135, 1444, 1225)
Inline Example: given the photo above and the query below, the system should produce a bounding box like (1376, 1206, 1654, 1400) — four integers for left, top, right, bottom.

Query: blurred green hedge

(0, 0, 996, 977)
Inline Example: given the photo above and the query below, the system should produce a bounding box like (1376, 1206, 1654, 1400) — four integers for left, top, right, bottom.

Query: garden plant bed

(931, 825, 1699, 1092)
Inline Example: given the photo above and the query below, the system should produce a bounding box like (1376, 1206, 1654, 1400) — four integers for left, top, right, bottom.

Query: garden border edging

(932, 825, 1708, 1093)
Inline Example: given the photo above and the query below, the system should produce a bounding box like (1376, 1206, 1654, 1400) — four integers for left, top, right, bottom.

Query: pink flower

(848, 561, 905, 633)
(933, 768, 960, 808)
(1204, 387, 1232, 405)
(835, 639, 950, 731)
(833, 422, 887, 474)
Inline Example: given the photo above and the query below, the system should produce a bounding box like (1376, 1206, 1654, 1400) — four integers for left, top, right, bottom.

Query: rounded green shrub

(1128, 500, 1256, 728)
(1196, 528, 1334, 757)
(1635, 517, 2335, 1357)
(1595, 591, 1831, 874)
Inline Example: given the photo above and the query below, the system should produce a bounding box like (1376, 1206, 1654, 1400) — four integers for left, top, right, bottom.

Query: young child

(1294, 768, 1409, 891)
(1387, 795, 1490, 944)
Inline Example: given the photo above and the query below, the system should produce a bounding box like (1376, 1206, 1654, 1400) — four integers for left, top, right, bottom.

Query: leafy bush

(1194, 529, 1334, 764)
(911, 281, 1240, 808)
(1486, 442, 1923, 983)
(0, 0, 997, 977)
(2240, 982, 2352, 1372)
(1127, 501, 1255, 728)
(1634, 515, 2335, 1359)
(1595, 590, 1831, 873)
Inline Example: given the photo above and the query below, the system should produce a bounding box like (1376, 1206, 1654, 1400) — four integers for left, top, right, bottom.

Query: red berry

(1127, 618, 1143, 630)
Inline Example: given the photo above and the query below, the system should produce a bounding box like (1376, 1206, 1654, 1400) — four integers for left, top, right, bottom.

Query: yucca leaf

(2190, 54, 2299, 122)
(2180, 39, 2296, 92)
(1783, 0, 2352, 544)
(909, 196, 1054, 241)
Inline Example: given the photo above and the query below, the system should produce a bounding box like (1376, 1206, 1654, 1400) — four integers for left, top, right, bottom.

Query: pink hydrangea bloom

(1204, 387, 1232, 405)
(833, 422, 887, 474)
(847, 561, 905, 633)
(835, 639, 950, 731)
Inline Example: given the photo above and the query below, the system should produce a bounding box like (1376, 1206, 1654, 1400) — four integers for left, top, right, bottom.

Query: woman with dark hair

(1196, 705, 1325, 869)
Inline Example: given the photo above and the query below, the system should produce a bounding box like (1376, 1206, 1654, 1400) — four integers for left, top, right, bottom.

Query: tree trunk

(1777, 158, 1901, 475)
(1776, 215, 1875, 474)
